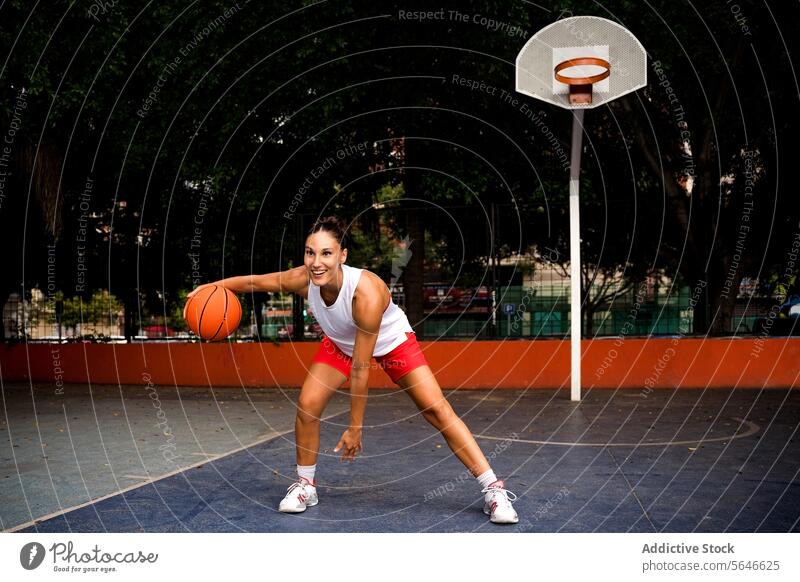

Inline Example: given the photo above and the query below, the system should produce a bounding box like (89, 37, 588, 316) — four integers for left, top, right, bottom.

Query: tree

(608, 0, 799, 333)
(3, 0, 797, 342)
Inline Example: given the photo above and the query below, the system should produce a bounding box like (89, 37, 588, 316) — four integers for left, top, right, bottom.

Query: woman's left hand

(334, 426, 363, 462)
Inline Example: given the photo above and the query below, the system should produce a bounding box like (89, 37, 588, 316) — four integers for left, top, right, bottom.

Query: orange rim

(554, 57, 611, 85)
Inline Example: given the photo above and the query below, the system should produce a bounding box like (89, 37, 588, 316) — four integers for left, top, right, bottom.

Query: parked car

(779, 295, 800, 317)
(142, 324, 177, 338)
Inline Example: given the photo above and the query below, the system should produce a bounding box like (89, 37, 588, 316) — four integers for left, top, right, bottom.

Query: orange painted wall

(1, 338, 797, 389)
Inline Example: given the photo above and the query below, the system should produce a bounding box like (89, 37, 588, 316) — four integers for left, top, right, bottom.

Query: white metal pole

(569, 109, 585, 401)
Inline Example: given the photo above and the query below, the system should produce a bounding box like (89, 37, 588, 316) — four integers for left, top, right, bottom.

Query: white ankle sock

(297, 464, 316, 484)
(476, 469, 498, 490)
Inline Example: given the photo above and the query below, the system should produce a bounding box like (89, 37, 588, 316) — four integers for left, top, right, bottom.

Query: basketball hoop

(515, 16, 646, 110)
(554, 57, 611, 104)
(515, 16, 647, 401)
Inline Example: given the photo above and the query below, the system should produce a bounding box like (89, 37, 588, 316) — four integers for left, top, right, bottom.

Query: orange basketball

(184, 286, 242, 341)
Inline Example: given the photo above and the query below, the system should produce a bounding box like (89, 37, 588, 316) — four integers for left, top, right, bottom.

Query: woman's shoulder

(352, 269, 390, 309)
(353, 268, 384, 290)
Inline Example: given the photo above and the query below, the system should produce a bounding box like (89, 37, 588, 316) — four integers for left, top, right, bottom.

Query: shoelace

(481, 485, 518, 503)
(286, 477, 313, 494)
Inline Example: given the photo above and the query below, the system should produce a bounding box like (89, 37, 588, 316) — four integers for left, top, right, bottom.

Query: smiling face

(304, 230, 347, 287)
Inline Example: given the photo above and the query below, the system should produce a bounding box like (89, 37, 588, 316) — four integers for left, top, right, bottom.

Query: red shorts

(312, 332, 427, 383)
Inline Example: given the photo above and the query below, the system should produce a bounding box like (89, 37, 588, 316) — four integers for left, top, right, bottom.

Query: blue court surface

(2, 384, 798, 533)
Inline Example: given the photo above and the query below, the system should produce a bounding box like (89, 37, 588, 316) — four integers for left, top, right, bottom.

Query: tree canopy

(1, 0, 797, 338)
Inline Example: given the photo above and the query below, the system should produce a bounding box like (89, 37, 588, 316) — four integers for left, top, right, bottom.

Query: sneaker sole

(278, 505, 306, 514)
(279, 497, 318, 513)
(484, 507, 519, 524)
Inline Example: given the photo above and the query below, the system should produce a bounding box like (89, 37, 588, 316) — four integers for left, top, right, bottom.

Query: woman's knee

(421, 399, 456, 429)
(296, 395, 323, 426)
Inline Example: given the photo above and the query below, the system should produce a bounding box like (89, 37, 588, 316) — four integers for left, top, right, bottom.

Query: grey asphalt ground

(2, 383, 798, 532)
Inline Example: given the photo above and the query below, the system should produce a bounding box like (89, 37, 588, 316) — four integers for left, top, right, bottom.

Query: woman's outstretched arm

(188, 266, 309, 298)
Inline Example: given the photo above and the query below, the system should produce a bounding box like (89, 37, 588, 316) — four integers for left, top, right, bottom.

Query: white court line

(4, 409, 348, 533)
(474, 417, 760, 447)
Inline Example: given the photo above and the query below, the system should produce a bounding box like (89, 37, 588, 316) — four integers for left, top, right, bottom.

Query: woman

(189, 216, 518, 524)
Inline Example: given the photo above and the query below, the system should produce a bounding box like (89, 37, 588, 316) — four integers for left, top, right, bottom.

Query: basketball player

(188, 216, 518, 524)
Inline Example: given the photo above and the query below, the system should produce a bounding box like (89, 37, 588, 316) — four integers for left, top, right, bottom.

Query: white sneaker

(278, 477, 318, 513)
(482, 480, 519, 524)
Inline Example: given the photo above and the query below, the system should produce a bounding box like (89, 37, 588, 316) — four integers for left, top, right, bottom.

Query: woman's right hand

(184, 283, 217, 319)
(187, 283, 217, 300)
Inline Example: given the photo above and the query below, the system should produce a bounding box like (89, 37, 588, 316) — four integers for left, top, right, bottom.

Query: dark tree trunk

(293, 216, 305, 340)
(123, 287, 138, 341)
(404, 205, 425, 336)
(691, 274, 711, 334)
(584, 304, 594, 337)
(401, 158, 425, 336)
(0, 286, 10, 341)
(706, 258, 746, 335)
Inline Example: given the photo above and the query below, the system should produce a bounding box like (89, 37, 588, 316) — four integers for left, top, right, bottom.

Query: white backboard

(516, 16, 647, 109)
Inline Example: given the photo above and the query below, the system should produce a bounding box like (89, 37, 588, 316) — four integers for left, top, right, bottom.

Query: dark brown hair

(307, 215, 348, 249)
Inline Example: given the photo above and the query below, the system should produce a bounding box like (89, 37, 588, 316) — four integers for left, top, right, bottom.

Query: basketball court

(1, 2, 799, 580)
(3, 382, 798, 533)
(1, 12, 797, 539)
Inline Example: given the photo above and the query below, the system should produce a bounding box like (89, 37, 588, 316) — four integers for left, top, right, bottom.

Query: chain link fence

(2, 275, 787, 343)
(2, 206, 795, 342)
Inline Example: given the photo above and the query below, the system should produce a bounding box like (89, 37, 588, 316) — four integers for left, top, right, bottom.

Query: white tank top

(307, 264, 414, 357)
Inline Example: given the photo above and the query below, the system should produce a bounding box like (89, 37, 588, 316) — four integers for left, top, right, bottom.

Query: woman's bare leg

(396, 365, 490, 476)
(295, 363, 348, 466)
